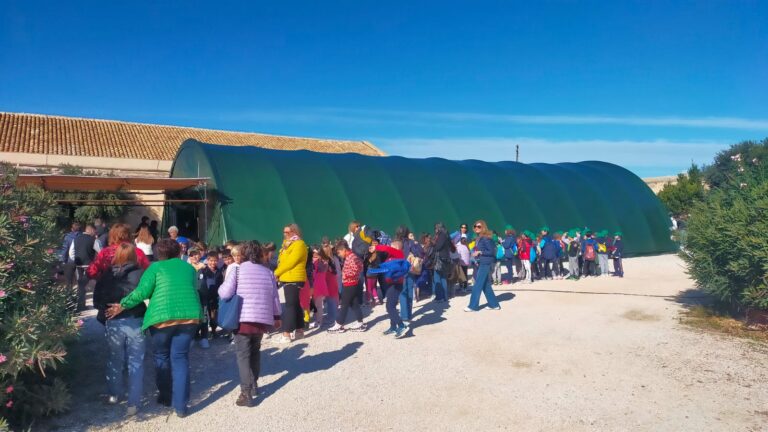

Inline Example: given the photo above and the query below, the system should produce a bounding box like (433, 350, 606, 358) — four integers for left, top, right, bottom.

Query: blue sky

(1, 1, 766, 177)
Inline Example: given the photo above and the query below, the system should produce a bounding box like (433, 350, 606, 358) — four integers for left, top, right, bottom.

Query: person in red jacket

(327, 240, 366, 333)
(88, 224, 150, 280)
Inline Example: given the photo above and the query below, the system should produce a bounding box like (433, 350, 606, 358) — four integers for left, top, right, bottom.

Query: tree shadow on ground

(667, 288, 714, 310)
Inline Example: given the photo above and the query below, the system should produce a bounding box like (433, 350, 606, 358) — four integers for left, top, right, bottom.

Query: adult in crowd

(93, 243, 146, 416)
(167, 225, 189, 244)
(94, 217, 109, 249)
(218, 241, 282, 407)
(135, 225, 155, 261)
(431, 222, 451, 303)
(274, 223, 308, 344)
(465, 220, 501, 312)
(458, 223, 469, 240)
(87, 224, 150, 280)
(611, 232, 625, 278)
(70, 224, 101, 310)
(371, 240, 409, 337)
(60, 222, 82, 295)
(149, 220, 160, 242)
(395, 226, 420, 322)
(106, 239, 202, 418)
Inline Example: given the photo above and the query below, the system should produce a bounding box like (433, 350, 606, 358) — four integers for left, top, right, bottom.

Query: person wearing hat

(540, 226, 561, 280)
(611, 232, 624, 277)
(564, 230, 580, 279)
(596, 230, 611, 277)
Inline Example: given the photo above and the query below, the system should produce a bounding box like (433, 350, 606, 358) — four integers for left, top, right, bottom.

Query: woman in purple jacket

(219, 241, 282, 407)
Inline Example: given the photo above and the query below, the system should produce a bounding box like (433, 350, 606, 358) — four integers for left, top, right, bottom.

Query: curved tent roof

(170, 140, 676, 255)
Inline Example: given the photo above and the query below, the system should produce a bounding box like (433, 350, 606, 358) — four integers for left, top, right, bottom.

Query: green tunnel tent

(169, 140, 676, 256)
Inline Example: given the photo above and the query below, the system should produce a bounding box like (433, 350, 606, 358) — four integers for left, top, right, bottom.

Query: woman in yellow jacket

(274, 223, 308, 343)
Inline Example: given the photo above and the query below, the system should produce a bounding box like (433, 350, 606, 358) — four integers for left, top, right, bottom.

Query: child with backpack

(501, 226, 518, 283)
(581, 231, 599, 277)
(366, 240, 410, 338)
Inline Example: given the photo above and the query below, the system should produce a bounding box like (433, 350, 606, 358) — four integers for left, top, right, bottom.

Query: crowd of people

(59, 216, 626, 418)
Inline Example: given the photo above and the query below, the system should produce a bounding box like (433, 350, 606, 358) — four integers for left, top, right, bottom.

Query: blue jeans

(432, 270, 448, 301)
(149, 323, 197, 415)
(400, 275, 415, 321)
(468, 263, 500, 310)
(384, 282, 404, 329)
(105, 317, 145, 408)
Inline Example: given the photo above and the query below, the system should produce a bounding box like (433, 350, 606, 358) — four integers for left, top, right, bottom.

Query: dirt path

(50, 255, 768, 431)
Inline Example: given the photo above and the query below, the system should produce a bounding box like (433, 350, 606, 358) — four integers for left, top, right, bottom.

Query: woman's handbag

(218, 267, 243, 331)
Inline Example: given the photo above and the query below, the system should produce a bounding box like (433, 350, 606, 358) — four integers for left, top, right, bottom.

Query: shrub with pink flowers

(0, 164, 80, 428)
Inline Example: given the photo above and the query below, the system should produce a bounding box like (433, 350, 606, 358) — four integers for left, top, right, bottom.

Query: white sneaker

(308, 322, 318, 329)
(487, 305, 501, 311)
(327, 323, 345, 334)
(347, 321, 367, 332)
(108, 395, 118, 404)
(199, 339, 210, 349)
(464, 307, 478, 312)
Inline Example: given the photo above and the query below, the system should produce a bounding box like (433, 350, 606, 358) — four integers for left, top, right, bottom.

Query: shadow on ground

(46, 312, 362, 431)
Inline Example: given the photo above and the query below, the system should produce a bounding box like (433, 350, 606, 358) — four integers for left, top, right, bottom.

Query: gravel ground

(49, 255, 768, 432)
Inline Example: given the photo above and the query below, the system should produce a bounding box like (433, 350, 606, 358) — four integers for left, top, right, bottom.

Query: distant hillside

(644, 176, 678, 194)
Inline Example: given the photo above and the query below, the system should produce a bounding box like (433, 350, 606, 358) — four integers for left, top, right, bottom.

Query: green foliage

(54, 164, 132, 225)
(657, 164, 706, 217)
(703, 138, 768, 189)
(684, 142, 768, 310)
(0, 164, 80, 428)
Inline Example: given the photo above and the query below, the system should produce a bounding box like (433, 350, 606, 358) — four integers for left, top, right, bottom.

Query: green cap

(504, 224, 514, 231)
(540, 226, 550, 233)
(614, 231, 623, 237)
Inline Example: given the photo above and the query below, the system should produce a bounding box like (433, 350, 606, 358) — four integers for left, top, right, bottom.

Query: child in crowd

(368, 240, 409, 338)
(309, 246, 330, 329)
(456, 237, 470, 292)
(611, 232, 625, 277)
(501, 226, 518, 284)
(328, 240, 366, 333)
(200, 255, 224, 340)
(581, 231, 599, 277)
(323, 243, 340, 324)
(565, 231, 580, 279)
(519, 232, 533, 283)
(188, 248, 205, 271)
(596, 230, 611, 277)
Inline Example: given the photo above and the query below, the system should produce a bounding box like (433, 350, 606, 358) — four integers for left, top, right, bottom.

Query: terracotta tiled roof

(0, 112, 384, 160)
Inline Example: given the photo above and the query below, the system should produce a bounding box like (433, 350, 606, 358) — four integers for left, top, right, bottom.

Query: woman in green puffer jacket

(107, 238, 202, 418)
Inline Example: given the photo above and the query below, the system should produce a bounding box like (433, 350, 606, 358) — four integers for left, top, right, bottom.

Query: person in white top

(134, 225, 155, 260)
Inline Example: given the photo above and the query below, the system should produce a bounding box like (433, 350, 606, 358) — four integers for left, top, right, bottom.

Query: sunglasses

(283, 230, 291, 234)
(474, 224, 482, 229)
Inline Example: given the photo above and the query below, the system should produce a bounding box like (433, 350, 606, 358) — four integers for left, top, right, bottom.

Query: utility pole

(516, 145, 519, 162)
